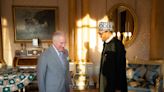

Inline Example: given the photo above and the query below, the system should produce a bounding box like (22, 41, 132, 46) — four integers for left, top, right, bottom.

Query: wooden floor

(14, 88, 164, 92)
(71, 89, 98, 92)
(70, 88, 164, 92)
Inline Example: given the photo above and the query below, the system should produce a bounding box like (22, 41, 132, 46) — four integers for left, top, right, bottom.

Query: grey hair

(52, 31, 65, 42)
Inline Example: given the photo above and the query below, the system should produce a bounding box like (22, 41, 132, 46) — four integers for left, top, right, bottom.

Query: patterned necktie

(59, 52, 66, 68)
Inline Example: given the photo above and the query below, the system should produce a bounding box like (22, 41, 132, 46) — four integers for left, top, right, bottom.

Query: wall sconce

(122, 32, 132, 44)
(117, 32, 121, 40)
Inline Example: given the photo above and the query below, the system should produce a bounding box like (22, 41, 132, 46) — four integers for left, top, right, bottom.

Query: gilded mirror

(107, 4, 137, 47)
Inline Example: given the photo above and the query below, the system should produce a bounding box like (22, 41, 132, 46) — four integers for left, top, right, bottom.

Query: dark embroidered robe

(99, 37, 127, 92)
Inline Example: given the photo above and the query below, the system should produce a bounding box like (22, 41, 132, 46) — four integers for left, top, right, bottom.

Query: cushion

(126, 64, 160, 88)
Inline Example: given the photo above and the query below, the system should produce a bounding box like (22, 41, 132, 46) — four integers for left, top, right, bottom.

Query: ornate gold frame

(12, 6, 59, 43)
(107, 3, 138, 48)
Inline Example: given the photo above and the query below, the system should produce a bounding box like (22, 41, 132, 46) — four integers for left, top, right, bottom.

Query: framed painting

(12, 6, 58, 42)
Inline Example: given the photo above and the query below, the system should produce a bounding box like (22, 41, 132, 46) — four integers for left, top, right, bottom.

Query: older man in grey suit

(37, 31, 70, 92)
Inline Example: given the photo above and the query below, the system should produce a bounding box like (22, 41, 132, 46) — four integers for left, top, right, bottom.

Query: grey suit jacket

(37, 45, 70, 92)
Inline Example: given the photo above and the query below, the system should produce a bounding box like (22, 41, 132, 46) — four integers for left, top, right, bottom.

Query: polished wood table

(13, 56, 38, 67)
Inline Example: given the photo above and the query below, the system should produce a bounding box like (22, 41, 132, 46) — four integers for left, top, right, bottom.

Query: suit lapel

(49, 46, 66, 71)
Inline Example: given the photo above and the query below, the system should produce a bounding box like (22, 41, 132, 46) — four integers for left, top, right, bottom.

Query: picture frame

(12, 6, 58, 42)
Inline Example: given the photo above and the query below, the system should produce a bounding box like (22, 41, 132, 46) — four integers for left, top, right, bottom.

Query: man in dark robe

(99, 22, 127, 92)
